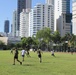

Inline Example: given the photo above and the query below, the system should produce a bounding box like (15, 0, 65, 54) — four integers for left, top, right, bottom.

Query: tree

(26, 37, 33, 45)
(52, 31, 61, 44)
(21, 37, 36, 50)
(25, 37, 35, 49)
(21, 37, 27, 48)
(61, 33, 76, 48)
(7, 43, 15, 49)
(52, 31, 61, 51)
(70, 34, 76, 47)
(0, 41, 5, 49)
(36, 27, 52, 50)
(60, 33, 74, 52)
(15, 43, 21, 49)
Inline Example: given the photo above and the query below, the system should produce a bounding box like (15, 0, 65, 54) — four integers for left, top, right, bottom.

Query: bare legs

(13, 58, 22, 65)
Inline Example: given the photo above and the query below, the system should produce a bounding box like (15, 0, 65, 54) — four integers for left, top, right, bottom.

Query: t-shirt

(21, 50, 26, 55)
(51, 50, 54, 54)
(37, 50, 41, 55)
(14, 50, 19, 57)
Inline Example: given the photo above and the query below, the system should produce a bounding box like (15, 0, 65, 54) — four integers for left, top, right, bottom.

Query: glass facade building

(62, 0, 70, 13)
(17, 0, 31, 30)
(4, 20, 9, 33)
(73, 0, 76, 2)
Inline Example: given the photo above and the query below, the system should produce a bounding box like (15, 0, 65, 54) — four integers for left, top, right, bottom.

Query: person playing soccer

(13, 48, 22, 65)
(10, 48, 13, 54)
(21, 48, 26, 61)
(51, 50, 55, 57)
(37, 49, 42, 63)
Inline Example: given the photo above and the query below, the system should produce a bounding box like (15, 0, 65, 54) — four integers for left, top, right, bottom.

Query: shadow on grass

(43, 62, 51, 63)
(23, 64, 34, 66)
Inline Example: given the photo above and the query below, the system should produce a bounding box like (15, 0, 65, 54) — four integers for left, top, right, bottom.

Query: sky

(0, 0, 72, 32)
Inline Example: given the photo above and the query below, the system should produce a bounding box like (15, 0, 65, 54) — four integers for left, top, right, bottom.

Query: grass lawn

(0, 50, 76, 75)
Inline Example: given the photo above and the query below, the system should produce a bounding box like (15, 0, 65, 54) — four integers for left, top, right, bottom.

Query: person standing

(13, 48, 22, 65)
(21, 49, 26, 61)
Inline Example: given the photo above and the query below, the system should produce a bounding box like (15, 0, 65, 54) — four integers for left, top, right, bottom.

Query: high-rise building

(72, 0, 76, 35)
(12, 10, 17, 37)
(4, 20, 9, 34)
(54, 0, 72, 36)
(29, 9, 33, 37)
(20, 9, 30, 37)
(46, 0, 54, 5)
(29, 3, 54, 36)
(17, 0, 31, 32)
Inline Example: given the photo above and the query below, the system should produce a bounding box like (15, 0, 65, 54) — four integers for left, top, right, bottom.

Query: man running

(37, 49, 42, 63)
(13, 48, 22, 65)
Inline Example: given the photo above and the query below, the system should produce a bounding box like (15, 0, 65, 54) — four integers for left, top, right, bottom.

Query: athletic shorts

(22, 55, 25, 57)
(38, 54, 41, 58)
(14, 55, 18, 59)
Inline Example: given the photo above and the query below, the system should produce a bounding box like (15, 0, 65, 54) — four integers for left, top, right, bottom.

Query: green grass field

(0, 50, 76, 75)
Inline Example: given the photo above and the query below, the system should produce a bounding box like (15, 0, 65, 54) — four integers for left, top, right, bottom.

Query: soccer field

(0, 51, 76, 75)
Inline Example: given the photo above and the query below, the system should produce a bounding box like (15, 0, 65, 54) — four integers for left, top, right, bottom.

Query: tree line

(0, 27, 76, 52)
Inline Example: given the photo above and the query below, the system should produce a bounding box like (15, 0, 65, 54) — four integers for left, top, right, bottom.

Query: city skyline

(0, 0, 72, 32)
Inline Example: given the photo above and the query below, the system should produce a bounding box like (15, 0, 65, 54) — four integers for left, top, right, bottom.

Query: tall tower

(12, 10, 17, 37)
(30, 3, 54, 36)
(20, 9, 29, 37)
(72, 0, 76, 35)
(4, 20, 9, 34)
(17, 0, 31, 31)
(46, 0, 54, 5)
(54, 0, 71, 36)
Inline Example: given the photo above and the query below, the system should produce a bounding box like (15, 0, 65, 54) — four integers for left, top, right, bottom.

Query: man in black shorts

(37, 49, 42, 63)
(13, 48, 22, 65)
